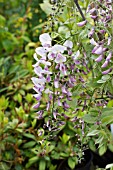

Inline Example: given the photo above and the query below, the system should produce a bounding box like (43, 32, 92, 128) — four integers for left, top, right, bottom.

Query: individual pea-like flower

(39, 33, 52, 47)
(55, 53, 66, 63)
(102, 68, 112, 75)
(92, 46, 103, 55)
(77, 20, 87, 27)
(95, 54, 103, 62)
(101, 60, 109, 68)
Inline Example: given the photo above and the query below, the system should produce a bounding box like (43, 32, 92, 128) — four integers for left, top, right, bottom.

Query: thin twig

(74, 0, 86, 20)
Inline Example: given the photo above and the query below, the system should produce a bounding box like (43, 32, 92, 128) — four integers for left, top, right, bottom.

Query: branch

(74, 0, 86, 20)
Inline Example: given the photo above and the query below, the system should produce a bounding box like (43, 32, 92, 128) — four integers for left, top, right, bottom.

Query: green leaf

(87, 130, 99, 136)
(83, 114, 97, 123)
(106, 163, 113, 169)
(40, 2, 52, 15)
(23, 133, 36, 140)
(39, 160, 46, 170)
(99, 145, 107, 156)
(107, 100, 113, 108)
(61, 133, 70, 144)
(101, 116, 113, 125)
(89, 140, 96, 152)
(26, 156, 39, 168)
(68, 157, 76, 170)
(23, 141, 36, 148)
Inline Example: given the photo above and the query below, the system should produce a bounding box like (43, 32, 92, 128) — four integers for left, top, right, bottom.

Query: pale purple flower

(77, 20, 87, 27)
(35, 47, 47, 59)
(46, 102, 50, 111)
(106, 52, 112, 61)
(59, 63, 67, 75)
(90, 38, 98, 46)
(95, 54, 103, 62)
(39, 33, 52, 47)
(34, 66, 43, 76)
(52, 44, 65, 54)
(54, 79, 59, 88)
(33, 93, 42, 101)
(73, 50, 80, 60)
(46, 75, 51, 82)
(58, 98, 62, 106)
(63, 40, 73, 49)
(92, 46, 103, 55)
(31, 77, 46, 86)
(44, 88, 53, 94)
(63, 101, 70, 110)
(48, 52, 56, 60)
(62, 86, 67, 94)
(102, 68, 112, 75)
(33, 85, 44, 93)
(33, 102, 40, 109)
(55, 53, 66, 63)
(107, 37, 112, 45)
(101, 60, 109, 68)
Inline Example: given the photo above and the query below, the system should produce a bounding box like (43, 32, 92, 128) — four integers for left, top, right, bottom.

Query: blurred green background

(0, 1, 46, 169)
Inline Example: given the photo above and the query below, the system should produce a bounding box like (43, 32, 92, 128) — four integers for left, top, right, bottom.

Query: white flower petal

(35, 47, 47, 58)
(63, 40, 73, 48)
(90, 38, 98, 46)
(39, 33, 52, 46)
(52, 45, 65, 54)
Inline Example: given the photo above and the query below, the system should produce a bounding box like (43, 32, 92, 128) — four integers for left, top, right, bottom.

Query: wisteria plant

(31, 0, 113, 169)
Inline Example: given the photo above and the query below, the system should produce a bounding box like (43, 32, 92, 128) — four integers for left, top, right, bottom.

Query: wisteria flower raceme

(32, 33, 89, 121)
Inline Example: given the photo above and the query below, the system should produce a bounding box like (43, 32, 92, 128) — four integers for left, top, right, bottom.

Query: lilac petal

(33, 93, 42, 101)
(60, 63, 67, 75)
(106, 52, 112, 61)
(102, 68, 112, 75)
(63, 101, 70, 110)
(88, 28, 95, 37)
(95, 54, 103, 62)
(54, 79, 59, 88)
(62, 86, 67, 94)
(46, 102, 50, 111)
(75, 60, 81, 65)
(55, 53, 66, 63)
(100, 30, 106, 34)
(77, 20, 87, 27)
(101, 60, 109, 68)
(108, 37, 112, 45)
(91, 15, 97, 19)
(44, 88, 53, 94)
(68, 50, 73, 56)
(35, 47, 47, 59)
(46, 75, 51, 82)
(33, 102, 40, 109)
(93, 46, 103, 55)
(48, 52, 56, 60)
(31, 77, 46, 86)
(92, 46, 99, 53)
(34, 66, 43, 76)
(63, 40, 73, 49)
(49, 94, 53, 101)
(53, 111, 57, 119)
(33, 85, 44, 93)
(39, 33, 52, 46)
(90, 38, 98, 46)
(36, 110, 43, 119)
(58, 98, 62, 106)
(52, 45, 65, 54)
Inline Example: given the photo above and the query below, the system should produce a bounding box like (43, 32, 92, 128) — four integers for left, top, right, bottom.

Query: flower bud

(77, 20, 87, 27)
(102, 68, 112, 75)
(101, 60, 109, 68)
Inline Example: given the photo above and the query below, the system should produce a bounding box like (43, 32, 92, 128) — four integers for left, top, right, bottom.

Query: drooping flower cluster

(31, 33, 80, 119)
(88, 1, 113, 75)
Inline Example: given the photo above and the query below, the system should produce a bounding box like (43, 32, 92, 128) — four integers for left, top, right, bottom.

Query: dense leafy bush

(0, 0, 46, 169)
